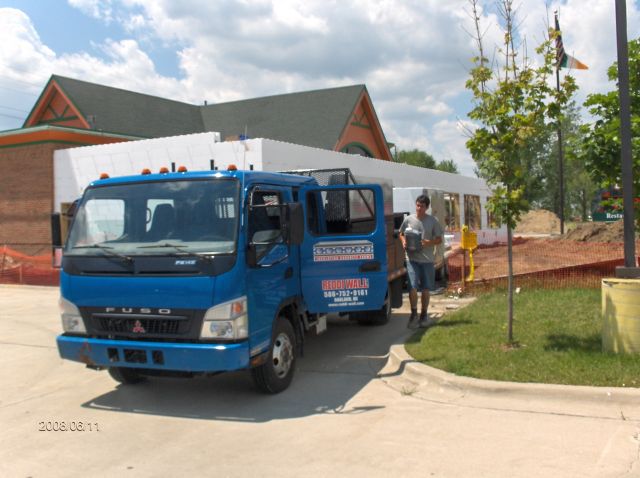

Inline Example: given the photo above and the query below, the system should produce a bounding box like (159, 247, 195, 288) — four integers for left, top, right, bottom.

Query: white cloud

(0, 8, 55, 85)
(1, 1, 640, 176)
(68, 0, 114, 23)
(418, 97, 453, 116)
(432, 119, 477, 176)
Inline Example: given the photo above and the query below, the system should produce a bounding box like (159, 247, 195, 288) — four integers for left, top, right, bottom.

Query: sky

(1, 0, 639, 176)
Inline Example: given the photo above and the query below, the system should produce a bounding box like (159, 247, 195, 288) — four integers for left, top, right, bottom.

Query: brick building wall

(0, 143, 76, 255)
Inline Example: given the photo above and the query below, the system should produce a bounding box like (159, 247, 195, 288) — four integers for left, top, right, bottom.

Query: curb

(380, 344, 640, 420)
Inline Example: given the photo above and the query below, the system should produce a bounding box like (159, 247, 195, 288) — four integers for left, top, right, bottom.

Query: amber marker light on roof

(227, 164, 238, 171)
(99, 173, 110, 179)
(159, 167, 170, 174)
(178, 165, 188, 172)
(141, 168, 151, 175)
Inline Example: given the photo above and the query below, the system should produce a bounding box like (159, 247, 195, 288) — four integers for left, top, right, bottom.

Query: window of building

(444, 193, 461, 231)
(464, 195, 482, 230)
(340, 143, 374, 158)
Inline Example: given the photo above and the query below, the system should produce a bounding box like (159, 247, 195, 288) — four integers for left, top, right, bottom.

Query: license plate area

(124, 349, 147, 364)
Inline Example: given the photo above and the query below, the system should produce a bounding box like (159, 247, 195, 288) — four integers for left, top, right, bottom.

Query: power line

(0, 105, 29, 113)
(0, 112, 24, 120)
(0, 75, 46, 89)
(0, 84, 38, 96)
(0, 77, 44, 88)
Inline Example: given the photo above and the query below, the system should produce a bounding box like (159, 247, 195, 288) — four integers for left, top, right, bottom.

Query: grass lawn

(405, 288, 640, 387)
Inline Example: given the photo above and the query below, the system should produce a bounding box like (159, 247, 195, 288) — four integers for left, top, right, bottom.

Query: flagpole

(555, 11, 565, 235)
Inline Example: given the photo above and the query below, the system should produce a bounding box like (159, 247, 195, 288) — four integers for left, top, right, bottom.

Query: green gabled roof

(37, 76, 367, 149)
(200, 85, 366, 149)
(51, 75, 204, 138)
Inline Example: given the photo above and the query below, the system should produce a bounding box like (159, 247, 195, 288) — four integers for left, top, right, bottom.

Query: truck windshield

(66, 178, 240, 256)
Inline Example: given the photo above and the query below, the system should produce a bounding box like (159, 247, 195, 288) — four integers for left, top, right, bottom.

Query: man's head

(415, 194, 430, 218)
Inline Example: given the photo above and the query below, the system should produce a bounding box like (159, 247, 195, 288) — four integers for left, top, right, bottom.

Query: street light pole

(614, 0, 638, 276)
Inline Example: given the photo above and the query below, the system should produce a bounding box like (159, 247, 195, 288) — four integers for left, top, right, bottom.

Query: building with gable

(0, 75, 393, 254)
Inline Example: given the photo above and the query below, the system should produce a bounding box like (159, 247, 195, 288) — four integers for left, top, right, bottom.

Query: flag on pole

(555, 13, 588, 70)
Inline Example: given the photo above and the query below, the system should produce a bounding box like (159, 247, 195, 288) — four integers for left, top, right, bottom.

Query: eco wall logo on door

(313, 241, 373, 262)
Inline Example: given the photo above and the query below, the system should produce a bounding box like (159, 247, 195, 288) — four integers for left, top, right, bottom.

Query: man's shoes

(419, 311, 435, 328)
(407, 311, 419, 329)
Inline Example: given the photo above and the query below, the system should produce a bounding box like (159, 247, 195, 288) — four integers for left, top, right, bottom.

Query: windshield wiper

(73, 244, 134, 263)
(137, 243, 215, 262)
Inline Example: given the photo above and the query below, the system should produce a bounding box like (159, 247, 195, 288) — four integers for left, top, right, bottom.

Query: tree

(436, 159, 460, 174)
(396, 149, 437, 169)
(581, 37, 640, 228)
(541, 101, 599, 221)
(396, 149, 461, 174)
(465, 0, 577, 344)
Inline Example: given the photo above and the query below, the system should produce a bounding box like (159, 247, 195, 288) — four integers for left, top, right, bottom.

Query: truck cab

(56, 169, 393, 393)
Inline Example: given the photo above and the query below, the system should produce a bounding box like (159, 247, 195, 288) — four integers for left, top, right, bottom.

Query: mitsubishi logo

(132, 320, 146, 334)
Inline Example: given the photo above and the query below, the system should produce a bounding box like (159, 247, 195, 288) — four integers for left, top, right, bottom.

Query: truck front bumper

(57, 335, 250, 372)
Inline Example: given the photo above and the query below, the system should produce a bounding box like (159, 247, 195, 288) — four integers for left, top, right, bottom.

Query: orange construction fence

(0, 246, 59, 286)
(1, 238, 638, 290)
(448, 237, 640, 291)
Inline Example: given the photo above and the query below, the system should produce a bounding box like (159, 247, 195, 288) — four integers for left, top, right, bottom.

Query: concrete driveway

(1, 285, 638, 477)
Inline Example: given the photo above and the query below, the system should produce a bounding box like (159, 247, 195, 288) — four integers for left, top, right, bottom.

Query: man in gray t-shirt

(399, 194, 443, 329)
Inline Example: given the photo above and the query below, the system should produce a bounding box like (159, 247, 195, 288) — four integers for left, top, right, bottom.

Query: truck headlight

(59, 297, 86, 333)
(200, 296, 248, 340)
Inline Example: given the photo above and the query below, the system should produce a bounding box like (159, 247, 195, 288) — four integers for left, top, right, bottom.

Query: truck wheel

(252, 317, 296, 394)
(108, 367, 145, 385)
(390, 277, 404, 308)
(356, 287, 391, 326)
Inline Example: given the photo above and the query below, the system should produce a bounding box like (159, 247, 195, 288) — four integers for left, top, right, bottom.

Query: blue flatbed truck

(53, 167, 405, 393)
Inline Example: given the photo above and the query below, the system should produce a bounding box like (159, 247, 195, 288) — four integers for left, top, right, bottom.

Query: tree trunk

(507, 225, 514, 343)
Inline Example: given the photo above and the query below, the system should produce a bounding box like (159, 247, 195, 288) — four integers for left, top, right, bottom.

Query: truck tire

(108, 367, 145, 385)
(355, 287, 391, 326)
(252, 317, 296, 394)
(390, 277, 404, 308)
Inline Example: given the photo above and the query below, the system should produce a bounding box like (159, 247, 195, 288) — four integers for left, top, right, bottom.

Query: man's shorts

(406, 260, 435, 292)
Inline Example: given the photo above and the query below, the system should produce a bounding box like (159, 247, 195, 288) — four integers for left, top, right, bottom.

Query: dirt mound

(563, 220, 625, 242)
(515, 209, 560, 234)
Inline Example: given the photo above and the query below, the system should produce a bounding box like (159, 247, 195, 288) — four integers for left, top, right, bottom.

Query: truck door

(300, 184, 387, 314)
(246, 186, 297, 347)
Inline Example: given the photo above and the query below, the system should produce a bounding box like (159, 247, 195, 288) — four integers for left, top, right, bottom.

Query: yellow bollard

(602, 278, 640, 354)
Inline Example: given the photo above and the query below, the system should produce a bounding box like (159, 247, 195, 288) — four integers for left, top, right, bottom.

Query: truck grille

(97, 316, 183, 335)
(81, 308, 201, 340)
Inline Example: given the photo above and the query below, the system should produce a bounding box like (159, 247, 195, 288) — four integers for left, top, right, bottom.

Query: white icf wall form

(54, 132, 224, 211)
(257, 139, 506, 244)
(53, 133, 504, 242)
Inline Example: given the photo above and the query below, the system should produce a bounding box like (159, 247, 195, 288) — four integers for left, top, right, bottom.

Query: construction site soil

(448, 210, 637, 286)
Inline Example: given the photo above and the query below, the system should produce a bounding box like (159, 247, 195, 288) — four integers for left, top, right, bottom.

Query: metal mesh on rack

(281, 168, 358, 222)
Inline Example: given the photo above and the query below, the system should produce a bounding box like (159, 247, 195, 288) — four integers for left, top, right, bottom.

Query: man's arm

(398, 218, 408, 250)
(421, 217, 443, 247)
(421, 235, 442, 247)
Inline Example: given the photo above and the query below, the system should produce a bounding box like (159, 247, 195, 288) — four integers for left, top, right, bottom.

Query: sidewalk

(386, 291, 640, 421)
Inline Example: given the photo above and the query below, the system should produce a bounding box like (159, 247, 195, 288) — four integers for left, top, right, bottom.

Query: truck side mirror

(51, 213, 63, 269)
(287, 202, 304, 245)
(51, 213, 62, 247)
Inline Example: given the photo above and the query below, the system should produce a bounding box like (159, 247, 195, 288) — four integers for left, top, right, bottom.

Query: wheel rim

(272, 332, 294, 378)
